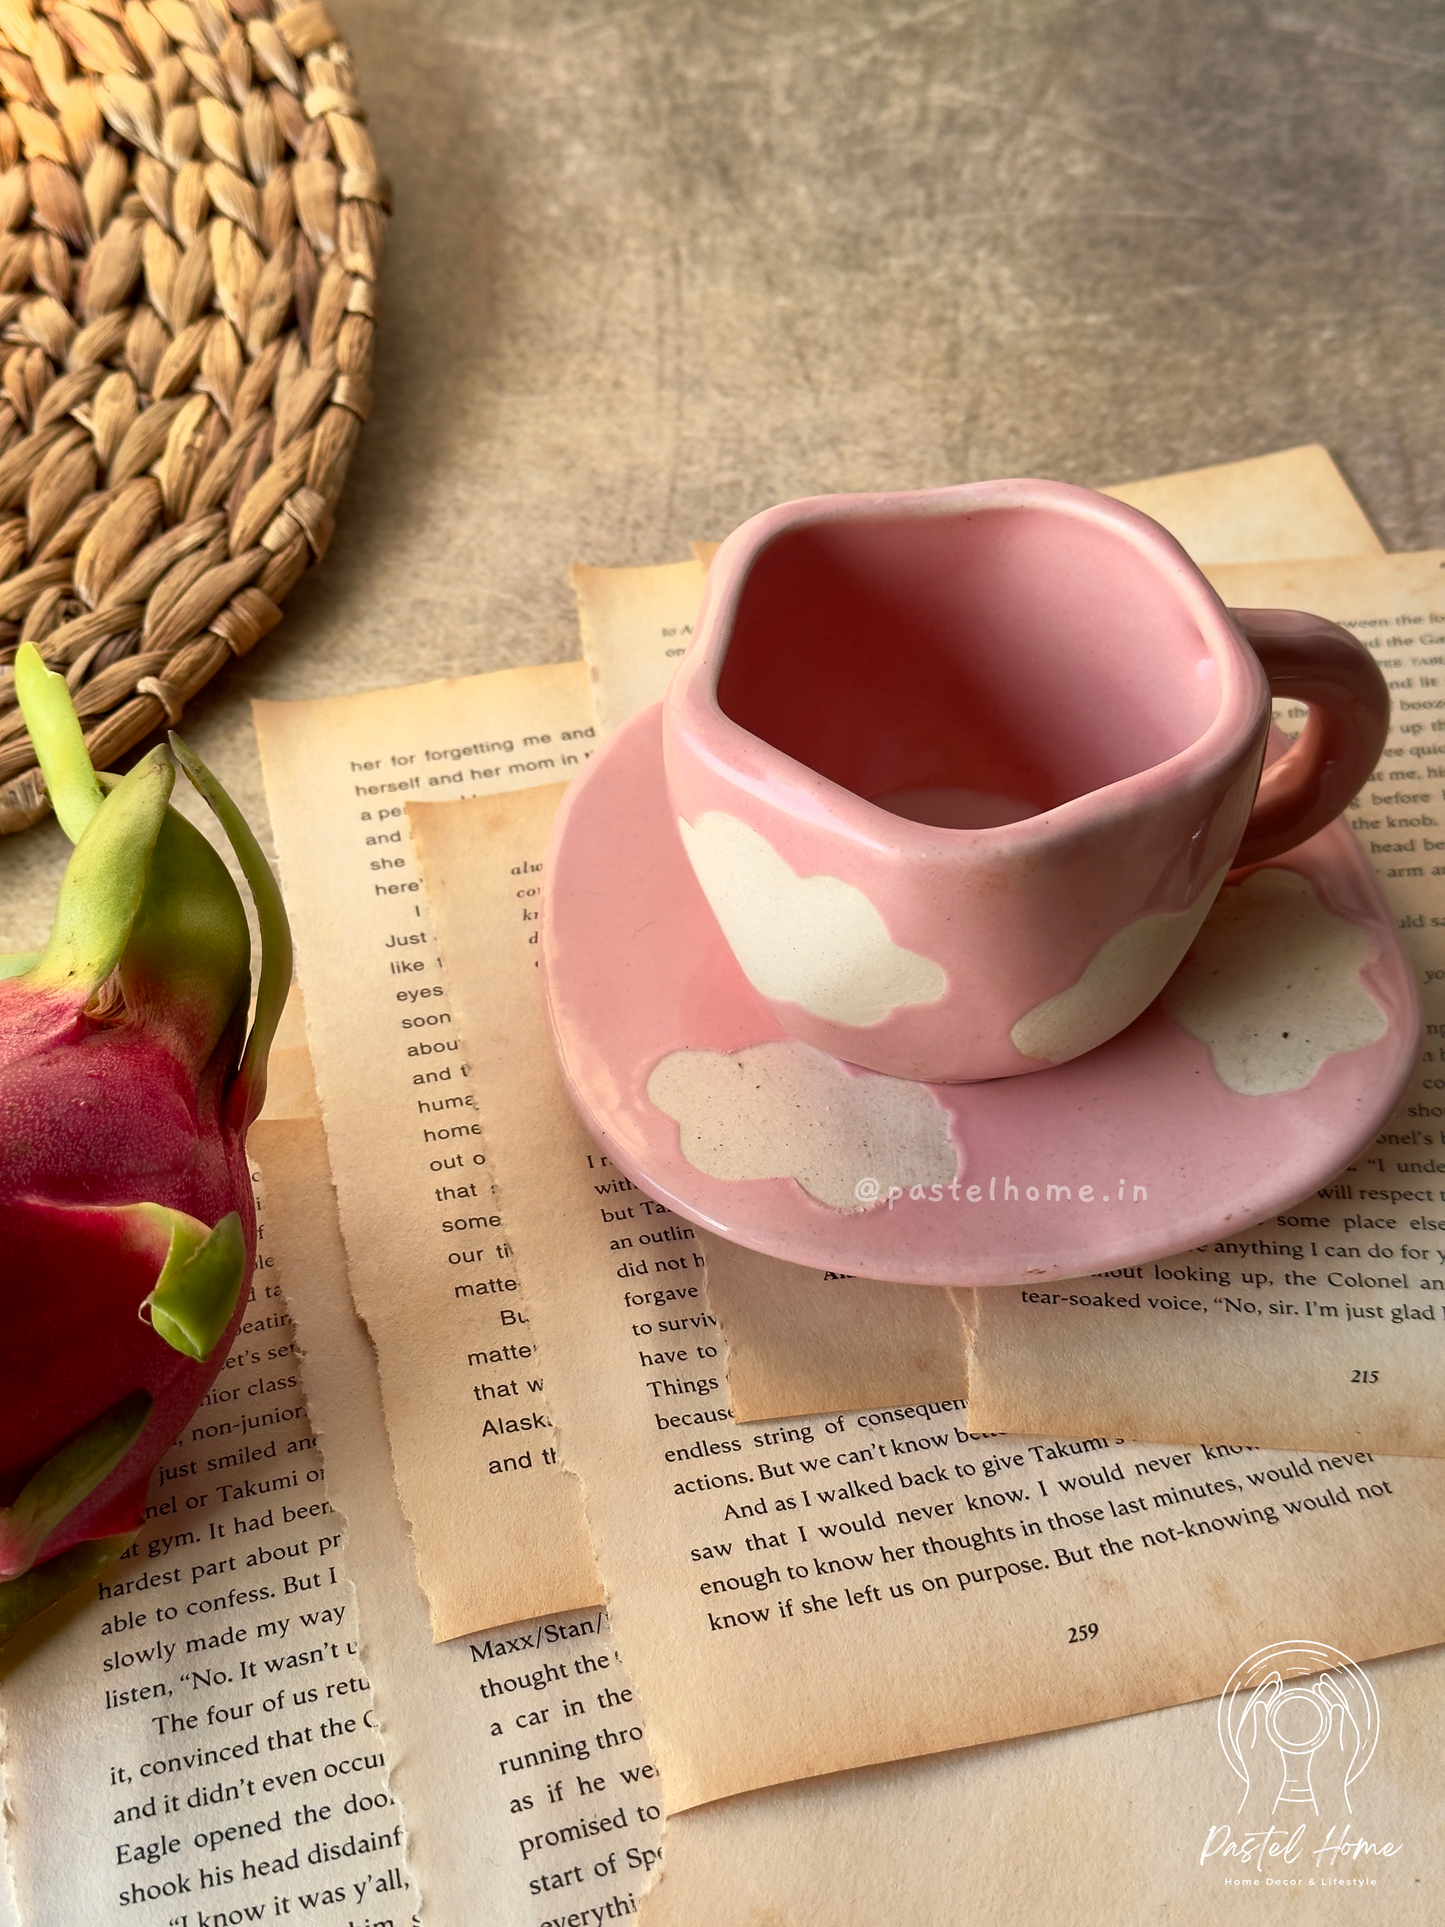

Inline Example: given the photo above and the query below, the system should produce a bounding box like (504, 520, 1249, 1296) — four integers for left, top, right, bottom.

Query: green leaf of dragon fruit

(0, 645, 292, 1639)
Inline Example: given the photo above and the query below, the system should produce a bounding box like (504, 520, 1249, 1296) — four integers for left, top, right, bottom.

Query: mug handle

(1230, 608, 1391, 868)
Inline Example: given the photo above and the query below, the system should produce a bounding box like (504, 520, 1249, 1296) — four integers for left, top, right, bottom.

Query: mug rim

(665, 479, 1270, 849)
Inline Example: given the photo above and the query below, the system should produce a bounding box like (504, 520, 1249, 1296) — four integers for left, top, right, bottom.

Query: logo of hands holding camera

(1218, 1641, 1379, 1818)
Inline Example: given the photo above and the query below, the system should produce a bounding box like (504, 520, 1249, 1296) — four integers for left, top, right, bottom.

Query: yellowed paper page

(251, 1116, 664, 1927)
(257, 1039, 321, 1124)
(0, 1160, 417, 1925)
(704, 1238, 968, 1420)
(571, 559, 707, 737)
(970, 552, 1445, 1456)
(412, 781, 1445, 1813)
(250, 1059, 1444, 1922)
(254, 666, 605, 1639)
(1102, 444, 1384, 565)
(641, 1644, 1442, 1925)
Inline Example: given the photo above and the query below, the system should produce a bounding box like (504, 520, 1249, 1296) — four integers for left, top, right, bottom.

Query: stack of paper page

(6, 448, 1443, 1925)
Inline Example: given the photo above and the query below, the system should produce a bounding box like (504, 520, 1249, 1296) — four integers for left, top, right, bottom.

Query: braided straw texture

(0, 0, 384, 833)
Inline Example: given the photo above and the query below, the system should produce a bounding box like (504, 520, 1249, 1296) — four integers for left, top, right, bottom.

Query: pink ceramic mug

(662, 480, 1389, 1085)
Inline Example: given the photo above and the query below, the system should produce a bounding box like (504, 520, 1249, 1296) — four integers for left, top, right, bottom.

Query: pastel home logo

(1217, 1641, 1379, 1817)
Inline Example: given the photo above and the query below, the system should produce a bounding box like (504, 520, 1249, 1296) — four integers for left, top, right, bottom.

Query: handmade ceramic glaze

(663, 482, 1389, 1084)
(540, 705, 1419, 1288)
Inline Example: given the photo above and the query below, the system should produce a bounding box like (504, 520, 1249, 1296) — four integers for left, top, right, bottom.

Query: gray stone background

(2, 0, 1442, 944)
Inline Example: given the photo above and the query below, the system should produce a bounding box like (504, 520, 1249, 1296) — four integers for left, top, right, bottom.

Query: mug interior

(714, 505, 1224, 826)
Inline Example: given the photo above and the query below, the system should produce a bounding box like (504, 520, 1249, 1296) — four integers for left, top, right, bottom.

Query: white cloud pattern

(1161, 867, 1387, 1095)
(1011, 869, 1230, 1066)
(647, 1039, 959, 1211)
(678, 811, 946, 1028)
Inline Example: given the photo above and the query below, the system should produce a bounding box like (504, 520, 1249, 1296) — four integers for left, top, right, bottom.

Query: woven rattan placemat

(0, 0, 385, 833)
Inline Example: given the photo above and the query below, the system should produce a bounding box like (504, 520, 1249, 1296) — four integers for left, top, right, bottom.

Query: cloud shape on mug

(647, 1040, 959, 1212)
(677, 811, 946, 1028)
(1161, 867, 1387, 1095)
(1010, 868, 1231, 1066)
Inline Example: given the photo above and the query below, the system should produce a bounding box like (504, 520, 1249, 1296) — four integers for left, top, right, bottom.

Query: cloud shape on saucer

(678, 812, 946, 1028)
(647, 1040, 959, 1212)
(1011, 868, 1231, 1066)
(1160, 867, 1387, 1095)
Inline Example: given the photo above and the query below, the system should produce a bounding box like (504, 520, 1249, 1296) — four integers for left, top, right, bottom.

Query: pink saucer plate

(540, 704, 1421, 1288)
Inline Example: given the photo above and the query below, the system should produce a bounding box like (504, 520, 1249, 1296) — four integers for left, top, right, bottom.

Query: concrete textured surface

(2, 0, 1442, 942)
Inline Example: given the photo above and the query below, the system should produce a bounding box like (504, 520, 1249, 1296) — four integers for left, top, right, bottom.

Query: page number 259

(1068, 1622, 1099, 1643)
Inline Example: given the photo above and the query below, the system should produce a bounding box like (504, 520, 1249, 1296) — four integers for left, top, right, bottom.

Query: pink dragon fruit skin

(0, 645, 291, 1635)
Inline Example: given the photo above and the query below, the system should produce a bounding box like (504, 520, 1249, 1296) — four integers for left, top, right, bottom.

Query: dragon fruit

(0, 643, 291, 1639)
